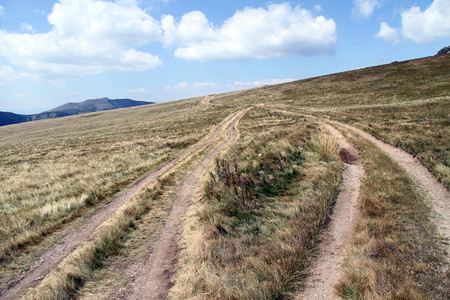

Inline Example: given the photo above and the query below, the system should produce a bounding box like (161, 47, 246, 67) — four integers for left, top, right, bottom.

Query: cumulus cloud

(0, 0, 162, 80)
(376, 22, 400, 44)
(401, 0, 450, 43)
(352, 0, 379, 19)
(162, 3, 337, 61)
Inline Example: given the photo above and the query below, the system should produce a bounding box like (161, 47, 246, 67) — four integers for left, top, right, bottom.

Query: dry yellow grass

(0, 98, 234, 291)
(0, 55, 447, 300)
(169, 108, 343, 299)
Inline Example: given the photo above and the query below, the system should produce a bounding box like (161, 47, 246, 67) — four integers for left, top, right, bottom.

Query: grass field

(0, 99, 234, 292)
(0, 54, 448, 299)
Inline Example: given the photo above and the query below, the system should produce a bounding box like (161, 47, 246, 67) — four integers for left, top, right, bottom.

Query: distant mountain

(0, 98, 154, 127)
(0, 111, 32, 126)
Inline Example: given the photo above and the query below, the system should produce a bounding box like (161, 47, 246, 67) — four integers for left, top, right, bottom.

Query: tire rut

(126, 108, 250, 300)
(295, 123, 363, 300)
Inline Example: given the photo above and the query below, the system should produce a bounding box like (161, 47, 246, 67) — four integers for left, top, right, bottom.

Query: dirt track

(295, 123, 363, 300)
(3, 100, 447, 299)
(126, 108, 249, 299)
(199, 94, 214, 105)
(260, 106, 449, 298)
(331, 121, 450, 257)
(265, 105, 449, 252)
(0, 107, 246, 300)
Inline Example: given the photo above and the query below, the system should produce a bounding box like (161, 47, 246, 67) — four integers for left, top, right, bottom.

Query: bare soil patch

(295, 123, 363, 300)
(339, 148, 357, 164)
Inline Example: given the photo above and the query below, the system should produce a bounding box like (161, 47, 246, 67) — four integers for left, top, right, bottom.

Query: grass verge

(335, 128, 449, 300)
(169, 120, 343, 299)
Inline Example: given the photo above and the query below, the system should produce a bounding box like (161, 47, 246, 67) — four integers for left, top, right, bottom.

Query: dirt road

(126, 108, 249, 300)
(0, 109, 246, 300)
(295, 123, 363, 300)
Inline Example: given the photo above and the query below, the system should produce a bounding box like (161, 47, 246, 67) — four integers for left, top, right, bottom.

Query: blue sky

(0, 0, 449, 113)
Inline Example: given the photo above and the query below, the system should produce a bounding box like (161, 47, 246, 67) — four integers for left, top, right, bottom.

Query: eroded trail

(0, 108, 243, 300)
(331, 121, 450, 256)
(295, 123, 363, 300)
(126, 108, 249, 300)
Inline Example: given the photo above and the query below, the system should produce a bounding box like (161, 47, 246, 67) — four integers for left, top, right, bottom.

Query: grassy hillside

(211, 55, 450, 188)
(0, 55, 448, 299)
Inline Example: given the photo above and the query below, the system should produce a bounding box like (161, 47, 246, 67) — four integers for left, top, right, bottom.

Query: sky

(0, 0, 449, 114)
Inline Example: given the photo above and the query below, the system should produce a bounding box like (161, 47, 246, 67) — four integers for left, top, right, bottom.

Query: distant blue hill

(0, 97, 154, 127)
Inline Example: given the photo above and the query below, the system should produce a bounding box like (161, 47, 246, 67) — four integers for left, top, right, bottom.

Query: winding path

(126, 108, 249, 299)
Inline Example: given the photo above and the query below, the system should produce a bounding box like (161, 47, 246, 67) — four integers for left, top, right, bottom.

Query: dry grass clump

(0, 98, 234, 290)
(335, 129, 448, 300)
(169, 110, 343, 299)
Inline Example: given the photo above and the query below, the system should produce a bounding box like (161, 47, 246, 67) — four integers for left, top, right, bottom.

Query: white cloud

(20, 23, 34, 33)
(162, 3, 337, 61)
(315, 5, 323, 12)
(123, 88, 148, 93)
(165, 78, 294, 91)
(165, 82, 190, 89)
(0, 0, 162, 80)
(0, 5, 4, 17)
(376, 22, 400, 44)
(401, 0, 450, 43)
(161, 11, 215, 47)
(352, 0, 379, 19)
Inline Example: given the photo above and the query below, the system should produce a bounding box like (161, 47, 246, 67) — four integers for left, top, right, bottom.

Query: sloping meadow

(210, 55, 450, 188)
